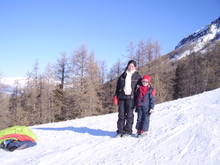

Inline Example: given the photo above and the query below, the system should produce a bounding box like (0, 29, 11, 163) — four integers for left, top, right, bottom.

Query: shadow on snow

(33, 126, 116, 138)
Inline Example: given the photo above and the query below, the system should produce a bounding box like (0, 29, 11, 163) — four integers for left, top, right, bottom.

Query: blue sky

(0, 0, 219, 77)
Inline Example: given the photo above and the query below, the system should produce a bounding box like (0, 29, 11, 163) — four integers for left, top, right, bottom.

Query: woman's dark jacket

(114, 71, 142, 99)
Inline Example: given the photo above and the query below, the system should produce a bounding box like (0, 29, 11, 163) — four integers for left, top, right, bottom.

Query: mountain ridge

(175, 17, 220, 50)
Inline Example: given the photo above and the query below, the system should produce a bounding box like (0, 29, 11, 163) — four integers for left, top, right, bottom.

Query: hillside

(1, 88, 220, 165)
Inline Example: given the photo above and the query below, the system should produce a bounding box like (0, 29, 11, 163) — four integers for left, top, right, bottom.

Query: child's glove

(149, 109, 154, 114)
(113, 96, 118, 105)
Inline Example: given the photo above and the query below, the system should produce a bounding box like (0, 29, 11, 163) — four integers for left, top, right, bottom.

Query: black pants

(117, 99, 134, 135)
(135, 106, 150, 131)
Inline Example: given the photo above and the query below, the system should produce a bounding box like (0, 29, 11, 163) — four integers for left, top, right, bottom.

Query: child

(134, 75, 156, 138)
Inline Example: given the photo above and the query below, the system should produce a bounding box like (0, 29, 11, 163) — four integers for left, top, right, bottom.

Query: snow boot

(138, 131, 148, 138)
(121, 133, 131, 138)
(135, 130, 142, 137)
(115, 133, 123, 138)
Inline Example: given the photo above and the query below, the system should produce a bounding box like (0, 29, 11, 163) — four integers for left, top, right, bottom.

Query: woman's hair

(125, 60, 136, 70)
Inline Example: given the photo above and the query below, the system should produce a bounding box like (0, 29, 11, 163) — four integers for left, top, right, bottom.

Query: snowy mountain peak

(171, 17, 220, 61)
(175, 17, 220, 49)
(0, 77, 27, 86)
(0, 77, 27, 94)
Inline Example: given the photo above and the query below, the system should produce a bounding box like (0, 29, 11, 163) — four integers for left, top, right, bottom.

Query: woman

(113, 60, 142, 138)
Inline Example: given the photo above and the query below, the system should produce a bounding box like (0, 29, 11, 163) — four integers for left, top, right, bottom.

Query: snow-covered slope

(1, 88, 220, 165)
(173, 17, 220, 60)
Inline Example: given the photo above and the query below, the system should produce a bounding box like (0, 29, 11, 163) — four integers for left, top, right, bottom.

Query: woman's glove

(113, 96, 118, 105)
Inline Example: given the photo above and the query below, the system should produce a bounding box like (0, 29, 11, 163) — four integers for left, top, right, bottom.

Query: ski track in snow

(1, 88, 220, 165)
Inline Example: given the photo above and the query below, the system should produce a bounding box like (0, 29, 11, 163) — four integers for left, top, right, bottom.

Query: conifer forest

(0, 40, 220, 130)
